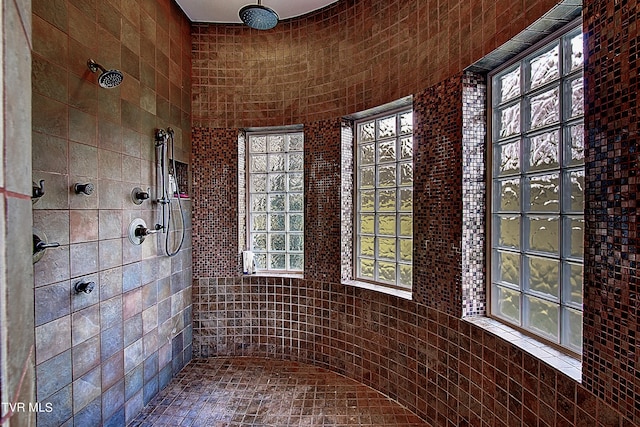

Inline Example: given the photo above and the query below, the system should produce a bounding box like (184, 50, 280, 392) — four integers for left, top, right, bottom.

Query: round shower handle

(131, 187, 150, 205)
(74, 280, 95, 294)
(74, 182, 95, 195)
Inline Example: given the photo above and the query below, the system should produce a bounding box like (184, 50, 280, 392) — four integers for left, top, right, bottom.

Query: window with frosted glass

(355, 110, 413, 289)
(490, 25, 584, 354)
(248, 132, 304, 271)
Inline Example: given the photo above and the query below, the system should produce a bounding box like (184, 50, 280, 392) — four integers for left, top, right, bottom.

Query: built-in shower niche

(170, 159, 189, 198)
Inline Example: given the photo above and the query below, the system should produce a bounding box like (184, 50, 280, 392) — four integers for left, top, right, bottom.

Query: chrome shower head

(87, 59, 124, 89)
(239, 0, 279, 30)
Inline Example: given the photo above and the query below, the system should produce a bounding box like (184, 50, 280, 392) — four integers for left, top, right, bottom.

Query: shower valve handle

(33, 234, 60, 254)
(74, 280, 95, 294)
(135, 191, 149, 200)
(34, 241, 60, 252)
(131, 187, 150, 205)
(74, 183, 95, 195)
(135, 225, 160, 237)
(32, 180, 45, 199)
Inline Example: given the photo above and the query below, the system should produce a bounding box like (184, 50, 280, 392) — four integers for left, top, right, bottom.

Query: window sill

(342, 279, 413, 300)
(246, 272, 304, 279)
(463, 316, 582, 382)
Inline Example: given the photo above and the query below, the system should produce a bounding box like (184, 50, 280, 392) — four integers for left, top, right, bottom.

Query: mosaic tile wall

(188, 1, 640, 426)
(238, 131, 247, 256)
(31, 1, 193, 425)
(191, 127, 241, 277)
(583, 0, 640, 422)
(190, 0, 561, 129)
(193, 72, 638, 426)
(412, 74, 464, 315)
(304, 119, 343, 283)
(340, 122, 354, 282)
(461, 72, 487, 317)
(192, 275, 635, 426)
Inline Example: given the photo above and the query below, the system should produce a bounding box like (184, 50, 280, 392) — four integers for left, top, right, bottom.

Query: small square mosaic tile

(130, 357, 429, 426)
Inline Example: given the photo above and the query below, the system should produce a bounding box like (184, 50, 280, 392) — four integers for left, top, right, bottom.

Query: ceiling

(175, 0, 339, 24)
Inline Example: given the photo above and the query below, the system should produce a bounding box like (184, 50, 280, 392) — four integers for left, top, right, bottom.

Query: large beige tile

(69, 107, 98, 146)
(69, 142, 98, 178)
(36, 315, 71, 364)
(33, 0, 67, 32)
(31, 171, 69, 210)
(70, 209, 99, 243)
(32, 93, 68, 139)
(32, 132, 68, 175)
(32, 15, 68, 67)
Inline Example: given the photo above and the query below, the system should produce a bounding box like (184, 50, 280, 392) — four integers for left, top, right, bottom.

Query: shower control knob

(74, 183, 95, 195)
(74, 280, 95, 294)
(131, 187, 150, 204)
(32, 180, 45, 200)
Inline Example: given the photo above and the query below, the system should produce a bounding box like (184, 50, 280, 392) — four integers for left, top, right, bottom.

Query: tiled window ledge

(342, 279, 413, 300)
(463, 316, 582, 382)
(246, 272, 304, 279)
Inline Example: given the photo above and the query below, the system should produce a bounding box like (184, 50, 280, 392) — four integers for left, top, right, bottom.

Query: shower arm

(87, 59, 106, 73)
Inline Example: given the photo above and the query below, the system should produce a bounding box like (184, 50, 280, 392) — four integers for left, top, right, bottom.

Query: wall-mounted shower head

(239, 0, 279, 30)
(87, 59, 123, 89)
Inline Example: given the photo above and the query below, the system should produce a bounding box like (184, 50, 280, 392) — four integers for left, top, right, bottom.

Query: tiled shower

(0, 0, 635, 425)
(30, 1, 192, 425)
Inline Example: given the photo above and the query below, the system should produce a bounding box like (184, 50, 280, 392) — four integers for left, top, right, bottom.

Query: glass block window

(248, 132, 304, 271)
(490, 24, 584, 354)
(355, 110, 413, 289)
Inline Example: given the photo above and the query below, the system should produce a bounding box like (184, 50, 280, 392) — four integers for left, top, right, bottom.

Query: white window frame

(488, 21, 584, 355)
(246, 130, 304, 273)
(353, 108, 414, 291)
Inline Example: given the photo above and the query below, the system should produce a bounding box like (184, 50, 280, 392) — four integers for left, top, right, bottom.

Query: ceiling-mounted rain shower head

(87, 59, 123, 89)
(239, 0, 279, 30)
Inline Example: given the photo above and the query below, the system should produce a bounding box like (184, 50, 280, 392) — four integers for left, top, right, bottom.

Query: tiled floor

(130, 357, 429, 426)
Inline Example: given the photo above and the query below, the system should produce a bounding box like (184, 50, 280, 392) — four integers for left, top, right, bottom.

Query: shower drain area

(130, 357, 429, 426)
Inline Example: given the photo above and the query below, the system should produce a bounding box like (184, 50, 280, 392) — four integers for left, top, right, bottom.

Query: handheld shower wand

(154, 127, 185, 257)
(154, 128, 171, 206)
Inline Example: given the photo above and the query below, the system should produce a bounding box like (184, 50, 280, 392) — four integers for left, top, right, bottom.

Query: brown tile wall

(31, 1, 193, 425)
(191, 127, 241, 277)
(191, 0, 560, 129)
(2, 0, 37, 424)
(189, 0, 640, 426)
(413, 75, 464, 316)
(191, 120, 346, 281)
(304, 119, 343, 282)
(583, 0, 640, 422)
(192, 275, 634, 426)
